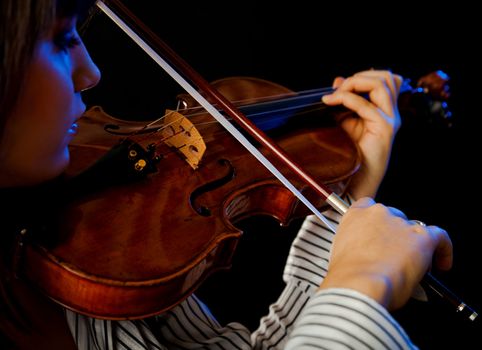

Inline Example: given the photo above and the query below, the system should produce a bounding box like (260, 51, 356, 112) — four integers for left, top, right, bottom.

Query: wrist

(319, 269, 393, 308)
(348, 151, 391, 199)
(347, 168, 383, 200)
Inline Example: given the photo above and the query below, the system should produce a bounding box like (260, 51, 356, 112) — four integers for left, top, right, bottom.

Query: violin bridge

(161, 109, 206, 169)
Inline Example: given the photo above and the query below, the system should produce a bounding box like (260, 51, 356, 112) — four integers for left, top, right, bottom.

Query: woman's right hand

(319, 197, 453, 310)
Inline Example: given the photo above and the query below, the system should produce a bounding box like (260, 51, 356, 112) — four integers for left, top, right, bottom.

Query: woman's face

(0, 16, 100, 188)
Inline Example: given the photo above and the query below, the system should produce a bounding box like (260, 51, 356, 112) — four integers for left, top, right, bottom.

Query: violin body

(21, 77, 360, 319)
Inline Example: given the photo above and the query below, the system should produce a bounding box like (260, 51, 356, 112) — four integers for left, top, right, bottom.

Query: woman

(0, 0, 452, 349)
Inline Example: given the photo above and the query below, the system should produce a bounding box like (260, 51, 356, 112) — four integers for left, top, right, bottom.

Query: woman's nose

(73, 43, 101, 93)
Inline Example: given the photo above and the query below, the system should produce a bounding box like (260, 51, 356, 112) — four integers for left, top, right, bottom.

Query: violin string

(127, 102, 331, 154)
(131, 112, 190, 146)
(122, 98, 330, 137)
(98, 0, 337, 232)
(118, 86, 335, 148)
(193, 105, 329, 131)
(181, 89, 334, 120)
(234, 101, 328, 119)
(124, 87, 335, 135)
(181, 87, 335, 111)
(130, 103, 330, 148)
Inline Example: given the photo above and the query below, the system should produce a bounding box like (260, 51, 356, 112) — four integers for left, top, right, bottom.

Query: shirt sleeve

(252, 197, 418, 349)
(283, 288, 418, 350)
(250, 205, 341, 348)
(65, 197, 418, 350)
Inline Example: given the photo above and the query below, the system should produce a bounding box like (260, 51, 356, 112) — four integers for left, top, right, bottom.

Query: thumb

(350, 197, 376, 209)
(429, 226, 453, 271)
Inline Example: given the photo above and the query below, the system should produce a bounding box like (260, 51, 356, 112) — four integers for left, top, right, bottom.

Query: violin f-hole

(190, 159, 236, 216)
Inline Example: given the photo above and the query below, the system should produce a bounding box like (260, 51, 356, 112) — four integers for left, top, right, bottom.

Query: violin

(15, 0, 469, 322)
(20, 76, 360, 319)
(17, 70, 454, 320)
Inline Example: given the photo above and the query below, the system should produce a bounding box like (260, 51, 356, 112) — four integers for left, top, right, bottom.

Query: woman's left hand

(322, 70, 403, 199)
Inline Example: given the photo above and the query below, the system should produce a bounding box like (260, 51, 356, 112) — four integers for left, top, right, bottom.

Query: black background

(82, 2, 480, 348)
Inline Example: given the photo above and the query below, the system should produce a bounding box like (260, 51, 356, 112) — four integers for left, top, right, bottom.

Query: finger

(322, 89, 391, 127)
(387, 206, 408, 220)
(325, 75, 397, 117)
(350, 197, 376, 209)
(333, 76, 345, 89)
(427, 225, 453, 271)
(354, 70, 404, 100)
(356, 72, 403, 111)
(355, 70, 403, 92)
(321, 77, 345, 102)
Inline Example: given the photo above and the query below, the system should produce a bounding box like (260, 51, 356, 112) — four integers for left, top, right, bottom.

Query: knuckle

(375, 78, 387, 90)
(342, 76, 354, 87)
(371, 202, 388, 215)
(394, 73, 403, 85)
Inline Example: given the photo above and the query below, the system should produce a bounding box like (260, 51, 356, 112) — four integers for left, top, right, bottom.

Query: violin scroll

(399, 70, 453, 128)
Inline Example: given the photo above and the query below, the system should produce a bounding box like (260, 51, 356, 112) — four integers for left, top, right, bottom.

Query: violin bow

(95, 0, 478, 322)
(95, 0, 349, 231)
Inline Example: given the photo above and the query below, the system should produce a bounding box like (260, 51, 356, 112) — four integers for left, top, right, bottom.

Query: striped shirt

(65, 204, 418, 349)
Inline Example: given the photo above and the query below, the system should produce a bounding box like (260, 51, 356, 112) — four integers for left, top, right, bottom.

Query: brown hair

(1, 3, 96, 346)
(0, 0, 95, 138)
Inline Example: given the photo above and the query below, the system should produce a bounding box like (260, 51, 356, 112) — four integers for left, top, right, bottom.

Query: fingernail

(322, 94, 333, 103)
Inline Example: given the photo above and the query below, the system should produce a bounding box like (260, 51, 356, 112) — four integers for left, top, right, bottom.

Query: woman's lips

(69, 108, 85, 136)
(68, 122, 79, 135)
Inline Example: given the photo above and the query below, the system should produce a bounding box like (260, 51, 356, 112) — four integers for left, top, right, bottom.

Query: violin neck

(238, 88, 335, 131)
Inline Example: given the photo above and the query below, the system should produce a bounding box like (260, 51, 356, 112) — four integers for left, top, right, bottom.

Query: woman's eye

(54, 30, 81, 52)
